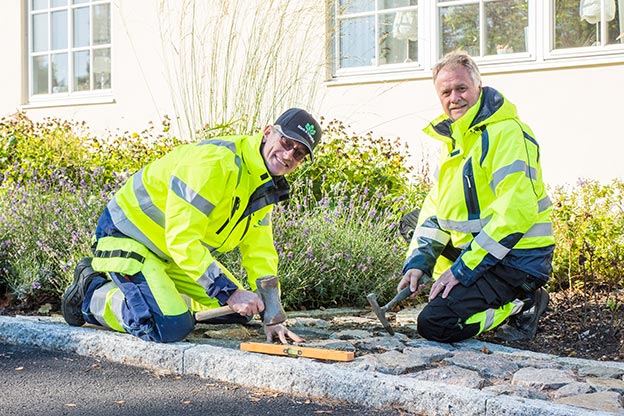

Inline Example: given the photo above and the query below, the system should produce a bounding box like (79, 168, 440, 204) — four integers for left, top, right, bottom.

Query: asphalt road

(0, 342, 415, 416)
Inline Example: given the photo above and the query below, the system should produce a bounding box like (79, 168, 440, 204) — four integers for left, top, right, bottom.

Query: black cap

(274, 108, 322, 162)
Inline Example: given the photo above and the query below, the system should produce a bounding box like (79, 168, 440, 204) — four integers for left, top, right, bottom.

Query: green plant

(550, 179, 624, 296)
(288, 119, 429, 216)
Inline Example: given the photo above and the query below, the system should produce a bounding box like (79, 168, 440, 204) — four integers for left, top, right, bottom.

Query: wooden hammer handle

(194, 305, 236, 321)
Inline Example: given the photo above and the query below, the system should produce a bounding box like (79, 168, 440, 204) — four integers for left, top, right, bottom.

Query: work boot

(495, 287, 550, 341)
(61, 258, 103, 326)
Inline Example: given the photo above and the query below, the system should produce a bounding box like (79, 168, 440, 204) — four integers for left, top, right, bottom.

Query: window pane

(32, 13, 48, 52)
(73, 0, 89, 4)
(606, 2, 622, 45)
(93, 4, 110, 45)
(51, 10, 67, 50)
(383, 11, 418, 64)
(339, 16, 375, 68)
(32, 0, 47, 11)
(51, 53, 68, 93)
(439, 4, 479, 57)
(51, 0, 67, 7)
(338, 0, 374, 14)
(555, 0, 622, 48)
(485, 0, 528, 55)
(73, 6, 90, 47)
(380, 0, 418, 10)
(93, 48, 111, 89)
(73, 50, 90, 91)
(32, 55, 49, 94)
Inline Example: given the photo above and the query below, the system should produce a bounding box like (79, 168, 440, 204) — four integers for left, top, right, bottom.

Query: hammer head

(367, 292, 395, 335)
(256, 276, 287, 325)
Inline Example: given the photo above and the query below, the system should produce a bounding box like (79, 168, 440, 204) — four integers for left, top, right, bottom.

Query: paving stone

(409, 365, 488, 389)
(552, 382, 593, 399)
(578, 365, 624, 379)
(395, 304, 425, 326)
(302, 339, 356, 352)
(353, 336, 406, 353)
(285, 317, 332, 328)
(508, 356, 563, 369)
(445, 350, 520, 378)
(331, 315, 377, 326)
(406, 338, 456, 351)
(403, 346, 453, 364)
(586, 377, 624, 393)
(483, 384, 549, 400)
(329, 329, 371, 340)
(554, 391, 624, 414)
(512, 367, 576, 390)
(346, 349, 429, 375)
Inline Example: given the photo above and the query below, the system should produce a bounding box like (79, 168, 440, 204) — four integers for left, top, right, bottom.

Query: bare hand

(226, 289, 265, 316)
(264, 323, 305, 344)
(397, 269, 426, 298)
(428, 269, 460, 301)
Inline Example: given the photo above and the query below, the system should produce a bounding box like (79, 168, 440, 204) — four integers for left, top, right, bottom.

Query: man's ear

(263, 125, 272, 140)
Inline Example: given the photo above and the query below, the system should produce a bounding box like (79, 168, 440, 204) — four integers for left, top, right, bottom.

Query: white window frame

(329, 0, 624, 83)
(332, 1, 423, 79)
(26, 0, 113, 108)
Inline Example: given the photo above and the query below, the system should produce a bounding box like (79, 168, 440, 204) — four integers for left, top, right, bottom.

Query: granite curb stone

(0, 315, 622, 415)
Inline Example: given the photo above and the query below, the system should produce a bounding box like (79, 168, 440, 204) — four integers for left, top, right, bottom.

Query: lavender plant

(0, 167, 127, 304)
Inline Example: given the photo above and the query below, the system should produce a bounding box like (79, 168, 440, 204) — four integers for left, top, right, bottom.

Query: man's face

(434, 65, 481, 121)
(261, 125, 308, 176)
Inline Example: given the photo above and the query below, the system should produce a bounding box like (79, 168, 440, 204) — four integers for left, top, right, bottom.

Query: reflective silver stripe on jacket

(196, 261, 223, 290)
(107, 197, 170, 260)
(414, 226, 450, 245)
(474, 231, 510, 260)
(524, 222, 553, 238)
(133, 169, 165, 227)
(439, 217, 491, 234)
(537, 195, 552, 212)
(170, 176, 215, 217)
(490, 160, 537, 193)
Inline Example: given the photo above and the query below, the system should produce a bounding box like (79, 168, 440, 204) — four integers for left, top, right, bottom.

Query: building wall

(1, 1, 622, 186)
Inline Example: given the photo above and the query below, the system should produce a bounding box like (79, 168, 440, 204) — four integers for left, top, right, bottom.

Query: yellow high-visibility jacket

(404, 87, 555, 286)
(103, 133, 287, 301)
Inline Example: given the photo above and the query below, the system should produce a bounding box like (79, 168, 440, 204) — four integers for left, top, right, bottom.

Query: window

(331, 0, 420, 73)
(29, 0, 111, 98)
(437, 0, 529, 57)
(553, 0, 623, 49)
(329, 1, 624, 79)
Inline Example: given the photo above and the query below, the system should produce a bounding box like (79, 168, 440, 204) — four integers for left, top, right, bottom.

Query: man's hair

(432, 50, 481, 87)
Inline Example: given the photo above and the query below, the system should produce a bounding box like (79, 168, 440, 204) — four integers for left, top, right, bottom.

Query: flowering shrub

(0, 167, 127, 303)
(275, 186, 412, 309)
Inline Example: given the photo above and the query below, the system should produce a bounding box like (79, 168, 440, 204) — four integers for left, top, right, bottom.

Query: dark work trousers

(417, 263, 546, 343)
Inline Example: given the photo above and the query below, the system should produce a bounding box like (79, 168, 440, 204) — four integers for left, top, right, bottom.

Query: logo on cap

(305, 123, 317, 137)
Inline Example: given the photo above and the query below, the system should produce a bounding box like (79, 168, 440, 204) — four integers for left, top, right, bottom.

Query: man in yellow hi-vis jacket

(398, 51, 555, 343)
(61, 108, 321, 344)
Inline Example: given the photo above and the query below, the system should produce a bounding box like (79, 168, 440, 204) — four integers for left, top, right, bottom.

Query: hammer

(194, 275, 286, 324)
(367, 274, 430, 335)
